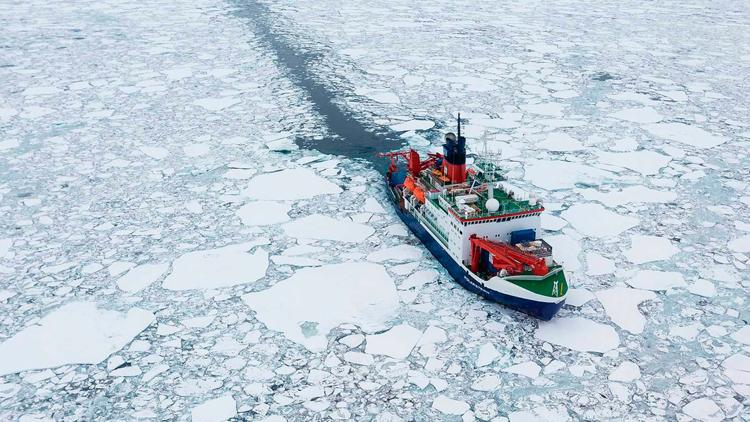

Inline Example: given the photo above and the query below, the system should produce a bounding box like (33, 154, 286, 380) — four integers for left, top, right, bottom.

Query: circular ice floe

(242, 168, 341, 200)
(242, 263, 399, 351)
(534, 317, 620, 353)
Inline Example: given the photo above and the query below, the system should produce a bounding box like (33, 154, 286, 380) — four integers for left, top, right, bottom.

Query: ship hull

(388, 187, 565, 321)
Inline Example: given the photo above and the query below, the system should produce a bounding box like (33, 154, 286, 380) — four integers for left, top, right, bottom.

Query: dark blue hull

(389, 192, 564, 321)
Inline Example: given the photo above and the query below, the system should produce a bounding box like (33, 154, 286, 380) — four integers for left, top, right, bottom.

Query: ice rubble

(0, 302, 154, 376)
(242, 263, 399, 351)
(162, 243, 268, 290)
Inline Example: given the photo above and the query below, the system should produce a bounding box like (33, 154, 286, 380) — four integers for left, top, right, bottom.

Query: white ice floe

(191, 395, 237, 422)
(609, 361, 641, 382)
(682, 398, 725, 422)
(283, 214, 374, 242)
(364, 324, 422, 359)
(535, 317, 619, 353)
(0, 302, 154, 376)
(545, 234, 581, 271)
(623, 235, 679, 264)
(520, 102, 565, 117)
(242, 263, 399, 351)
(626, 270, 686, 291)
(688, 279, 716, 298)
(183, 143, 210, 157)
(192, 97, 240, 111)
(524, 160, 613, 190)
(610, 107, 663, 123)
(390, 119, 434, 132)
(139, 146, 169, 160)
(585, 252, 616, 276)
(578, 185, 677, 207)
(508, 406, 571, 422)
(431, 395, 470, 415)
(596, 287, 656, 334)
(476, 343, 501, 367)
(731, 326, 750, 345)
(596, 151, 671, 175)
(541, 214, 567, 231)
(565, 288, 594, 307)
(343, 351, 374, 366)
(116, 263, 169, 293)
(561, 203, 639, 238)
(242, 168, 341, 200)
(399, 269, 438, 290)
(728, 235, 750, 253)
(646, 122, 727, 149)
(0, 238, 11, 258)
(162, 243, 268, 290)
(366, 244, 422, 262)
(471, 373, 501, 391)
(363, 197, 386, 213)
(503, 361, 541, 379)
(537, 133, 584, 151)
(722, 353, 750, 384)
(237, 201, 291, 226)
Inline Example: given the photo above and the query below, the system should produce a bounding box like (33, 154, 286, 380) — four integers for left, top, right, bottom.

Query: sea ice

(0, 302, 154, 375)
(242, 263, 399, 351)
(585, 252, 616, 276)
(541, 214, 567, 231)
(565, 288, 594, 307)
(366, 244, 422, 262)
(283, 214, 374, 242)
(431, 395, 470, 415)
(507, 406, 571, 422)
(596, 287, 656, 334)
(544, 234, 581, 271)
(116, 263, 169, 293)
(237, 201, 291, 226)
(537, 133, 584, 151)
(682, 398, 724, 422)
(646, 122, 727, 149)
(728, 235, 750, 253)
(503, 361, 541, 379)
(139, 146, 169, 160)
(364, 324, 422, 359)
(390, 119, 434, 132)
(535, 317, 620, 353)
(476, 343, 501, 367)
(191, 395, 237, 422)
(560, 203, 639, 238)
(578, 185, 677, 207)
(610, 107, 663, 123)
(192, 97, 240, 111)
(623, 235, 679, 264)
(242, 168, 341, 200)
(626, 270, 686, 291)
(609, 361, 641, 382)
(731, 326, 750, 345)
(0, 238, 11, 258)
(596, 151, 671, 175)
(162, 243, 268, 290)
(524, 160, 613, 190)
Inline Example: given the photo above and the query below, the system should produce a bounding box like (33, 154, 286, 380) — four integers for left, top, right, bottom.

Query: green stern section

(504, 266, 568, 299)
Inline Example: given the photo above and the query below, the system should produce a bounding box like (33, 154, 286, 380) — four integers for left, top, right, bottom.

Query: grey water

(231, 0, 405, 169)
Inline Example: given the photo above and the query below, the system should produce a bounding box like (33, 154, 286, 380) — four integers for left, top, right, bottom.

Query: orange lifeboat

(413, 186, 425, 203)
(403, 176, 415, 192)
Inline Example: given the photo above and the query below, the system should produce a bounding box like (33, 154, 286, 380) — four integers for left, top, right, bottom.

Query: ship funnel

(442, 114, 467, 184)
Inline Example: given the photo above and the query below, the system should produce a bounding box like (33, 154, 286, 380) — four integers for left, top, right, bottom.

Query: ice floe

(610, 107, 663, 123)
(242, 168, 341, 200)
(596, 287, 656, 334)
(578, 185, 677, 207)
(0, 302, 154, 375)
(191, 395, 237, 422)
(561, 203, 638, 238)
(237, 201, 291, 226)
(283, 214, 374, 242)
(682, 398, 724, 422)
(608, 361, 641, 382)
(646, 122, 726, 149)
(596, 151, 671, 175)
(431, 395, 470, 415)
(162, 243, 268, 290)
(535, 317, 619, 353)
(364, 324, 422, 359)
(524, 160, 613, 190)
(242, 263, 398, 350)
(728, 235, 750, 253)
(366, 244, 422, 263)
(623, 235, 679, 264)
(116, 263, 169, 293)
(626, 270, 686, 291)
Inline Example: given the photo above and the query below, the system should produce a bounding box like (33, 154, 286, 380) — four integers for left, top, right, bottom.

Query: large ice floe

(2, 0, 750, 419)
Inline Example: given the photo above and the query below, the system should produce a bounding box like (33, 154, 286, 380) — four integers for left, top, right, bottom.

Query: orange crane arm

(469, 235, 549, 276)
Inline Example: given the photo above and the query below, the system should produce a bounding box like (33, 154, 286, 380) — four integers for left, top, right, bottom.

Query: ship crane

(378, 149, 442, 177)
(469, 235, 549, 276)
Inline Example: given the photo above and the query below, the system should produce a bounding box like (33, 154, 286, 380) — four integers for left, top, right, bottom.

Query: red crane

(378, 149, 442, 177)
(469, 235, 549, 276)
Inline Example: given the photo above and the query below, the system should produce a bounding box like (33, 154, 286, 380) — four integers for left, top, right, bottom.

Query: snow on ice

(561, 203, 638, 238)
(283, 214, 374, 242)
(596, 287, 656, 334)
(242, 168, 341, 200)
(535, 317, 619, 353)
